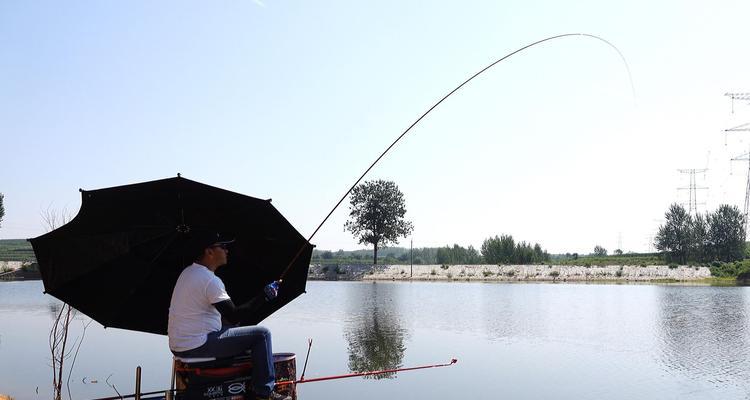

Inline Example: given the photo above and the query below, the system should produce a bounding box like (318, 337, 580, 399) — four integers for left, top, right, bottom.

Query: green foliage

(0, 239, 36, 262)
(481, 234, 549, 265)
(655, 203, 746, 264)
(655, 204, 692, 263)
(554, 252, 662, 266)
(436, 244, 481, 265)
(344, 180, 414, 264)
(708, 205, 746, 262)
(312, 246, 439, 265)
(593, 245, 607, 256)
(709, 260, 750, 278)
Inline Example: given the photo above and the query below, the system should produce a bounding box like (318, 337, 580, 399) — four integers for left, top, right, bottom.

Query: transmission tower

(726, 92, 750, 114)
(725, 92, 750, 234)
(677, 169, 708, 215)
(726, 124, 750, 234)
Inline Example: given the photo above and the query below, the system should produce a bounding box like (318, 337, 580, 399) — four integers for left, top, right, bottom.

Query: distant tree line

(655, 203, 746, 264)
(480, 234, 550, 264)
(436, 244, 482, 264)
(312, 234, 550, 265)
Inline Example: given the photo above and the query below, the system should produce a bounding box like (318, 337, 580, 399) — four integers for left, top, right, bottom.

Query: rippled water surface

(1, 280, 749, 399)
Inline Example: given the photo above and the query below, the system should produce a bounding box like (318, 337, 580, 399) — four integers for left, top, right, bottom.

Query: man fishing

(168, 232, 290, 400)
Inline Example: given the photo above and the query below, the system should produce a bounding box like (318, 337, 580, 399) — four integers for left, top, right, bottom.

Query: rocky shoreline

(308, 264, 712, 282)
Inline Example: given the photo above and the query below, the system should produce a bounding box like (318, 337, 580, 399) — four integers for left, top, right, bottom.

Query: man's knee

(258, 326, 271, 341)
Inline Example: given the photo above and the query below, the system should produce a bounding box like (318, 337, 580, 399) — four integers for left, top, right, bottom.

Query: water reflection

(657, 287, 750, 388)
(344, 283, 407, 379)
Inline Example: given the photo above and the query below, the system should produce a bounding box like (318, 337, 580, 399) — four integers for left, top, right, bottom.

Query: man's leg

(211, 326, 275, 397)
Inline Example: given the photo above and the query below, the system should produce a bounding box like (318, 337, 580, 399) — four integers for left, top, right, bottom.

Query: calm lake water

(1, 280, 750, 400)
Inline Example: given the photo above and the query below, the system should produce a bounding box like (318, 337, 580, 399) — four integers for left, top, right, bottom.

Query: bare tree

(42, 206, 80, 400)
(41, 205, 72, 233)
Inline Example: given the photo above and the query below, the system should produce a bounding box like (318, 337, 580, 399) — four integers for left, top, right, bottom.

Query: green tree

(466, 245, 482, 264)
(655, 203, 692, 263)
(436, 244, 483, 264)
(594, 245, 607, 256)
(499, 234, 515, 263)
(0, 193, 4, 229)
(690, 213, 709, 262)
(344, 180, 414, 264)
(481, 236, 503, 263)
(707, 204, 746, 262)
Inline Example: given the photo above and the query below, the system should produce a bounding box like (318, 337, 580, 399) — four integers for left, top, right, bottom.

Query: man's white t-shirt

(168, 263, 231, 352)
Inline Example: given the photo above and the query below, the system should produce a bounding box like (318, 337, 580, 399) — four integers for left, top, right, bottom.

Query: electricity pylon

(677, 169, 708, 216)
(725, 92, 750, 234)
(727, 124, 750, 234)
(726, 92, 750, 114)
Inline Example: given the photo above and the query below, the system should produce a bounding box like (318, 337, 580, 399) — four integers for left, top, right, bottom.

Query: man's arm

(212, 293, 266, 326)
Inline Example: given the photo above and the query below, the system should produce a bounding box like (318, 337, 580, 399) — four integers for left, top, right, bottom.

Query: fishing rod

(278, 33, 633, 281)
(275, 358, 459, 386)
(87, 359, 458, 400)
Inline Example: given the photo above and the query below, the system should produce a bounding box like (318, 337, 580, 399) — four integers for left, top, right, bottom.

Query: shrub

(482, 270, 493, 277)
(615, 269, 623, 277)
(430, 269, 436, 276)
(441, 264, 449, 270)
(668, 263, 678, 269)
(446, 273, 453, 279)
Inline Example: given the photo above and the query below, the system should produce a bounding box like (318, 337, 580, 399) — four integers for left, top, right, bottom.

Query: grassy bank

(0, 239, 35, 262)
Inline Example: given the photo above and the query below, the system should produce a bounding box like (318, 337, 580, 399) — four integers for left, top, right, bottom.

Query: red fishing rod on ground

(275, 358, 459, 386)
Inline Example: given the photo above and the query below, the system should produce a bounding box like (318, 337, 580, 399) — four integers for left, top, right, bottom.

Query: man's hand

(264, 281, 280, 301)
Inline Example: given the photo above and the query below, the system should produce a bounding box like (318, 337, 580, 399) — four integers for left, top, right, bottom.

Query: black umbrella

(29, 176, 313, 335)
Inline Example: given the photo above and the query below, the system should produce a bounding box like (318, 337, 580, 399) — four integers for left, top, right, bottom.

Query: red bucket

(273, 353, 297, 400)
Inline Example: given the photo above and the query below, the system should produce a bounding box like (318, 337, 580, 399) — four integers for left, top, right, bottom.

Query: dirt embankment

(309, 264, 712, 282)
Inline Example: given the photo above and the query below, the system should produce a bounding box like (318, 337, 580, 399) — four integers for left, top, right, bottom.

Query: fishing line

(279, 33, 635, 281)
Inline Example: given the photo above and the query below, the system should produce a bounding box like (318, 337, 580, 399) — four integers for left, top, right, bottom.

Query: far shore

(308, 263, 714, 283)
(0, 262, 721, 284)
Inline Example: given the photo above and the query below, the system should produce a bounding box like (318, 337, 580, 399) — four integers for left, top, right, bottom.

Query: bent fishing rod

(278, 33, 634, 281)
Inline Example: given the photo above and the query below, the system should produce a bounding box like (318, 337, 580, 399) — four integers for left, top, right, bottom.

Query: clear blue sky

(1, 0, 749, 254)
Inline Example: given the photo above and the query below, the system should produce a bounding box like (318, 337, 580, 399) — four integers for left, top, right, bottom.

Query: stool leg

(167, 360, 176, 400)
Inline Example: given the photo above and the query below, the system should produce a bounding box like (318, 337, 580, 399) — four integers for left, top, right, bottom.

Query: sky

(1, 0, 749, 254)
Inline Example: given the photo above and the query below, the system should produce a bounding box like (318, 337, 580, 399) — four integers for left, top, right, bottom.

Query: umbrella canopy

(29, 176, 313, 335)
